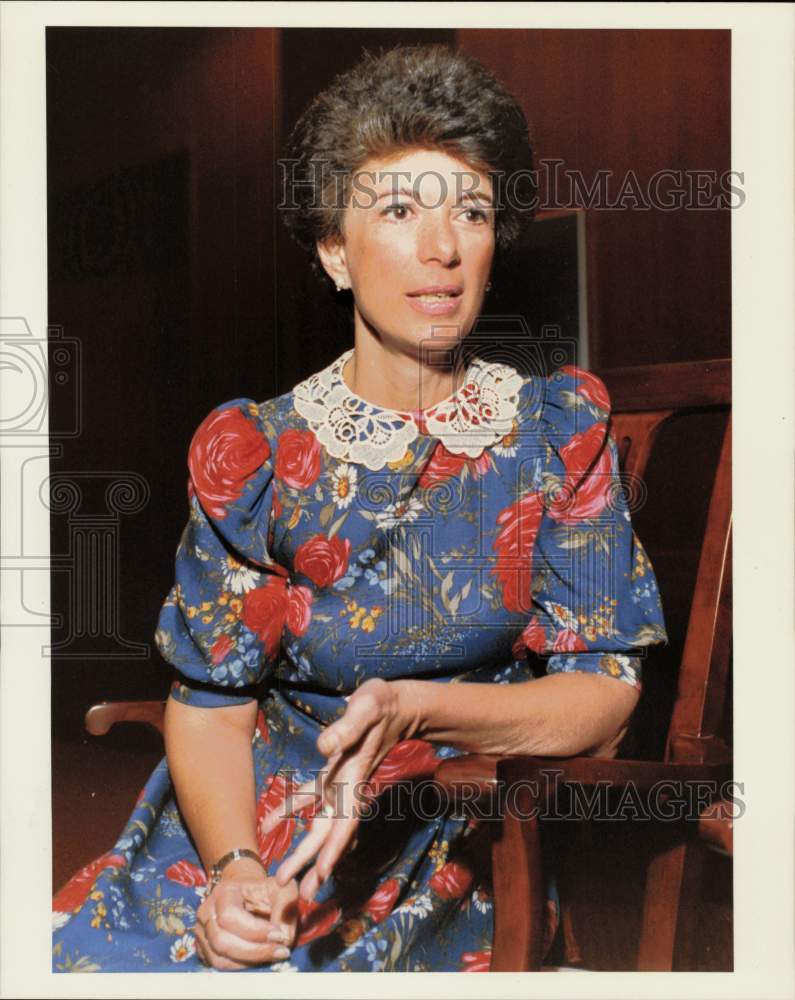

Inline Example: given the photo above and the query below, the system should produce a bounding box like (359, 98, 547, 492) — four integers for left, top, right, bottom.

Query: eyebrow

(375, 185, 494, 206)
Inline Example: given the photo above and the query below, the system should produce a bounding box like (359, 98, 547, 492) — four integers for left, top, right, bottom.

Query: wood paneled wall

(457, 29, 731, 369)
(47, 28, 280, 729)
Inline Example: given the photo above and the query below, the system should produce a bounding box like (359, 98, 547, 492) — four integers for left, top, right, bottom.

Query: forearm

(164, 696, 261, 875)
(398, 672, 639, 758)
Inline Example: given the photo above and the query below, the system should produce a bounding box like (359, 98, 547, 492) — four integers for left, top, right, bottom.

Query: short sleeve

(154, 399, 288, 707)
(507, 367, 667, 691)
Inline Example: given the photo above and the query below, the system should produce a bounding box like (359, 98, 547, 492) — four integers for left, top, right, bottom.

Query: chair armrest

(432, 753, 506, 799)
(497, 755, 731, 791)
(85, 700, 167, 737)
(433, 753, 732, 817)
(698, 798, 734, 855)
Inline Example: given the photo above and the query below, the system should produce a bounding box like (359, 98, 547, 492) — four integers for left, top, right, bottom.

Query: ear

(316, 236, 351, 291)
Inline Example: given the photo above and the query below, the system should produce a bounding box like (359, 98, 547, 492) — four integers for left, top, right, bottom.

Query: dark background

(47, 27, 731, 968)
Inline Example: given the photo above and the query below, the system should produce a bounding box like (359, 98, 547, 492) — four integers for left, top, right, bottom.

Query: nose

(416, 214, 460, 268)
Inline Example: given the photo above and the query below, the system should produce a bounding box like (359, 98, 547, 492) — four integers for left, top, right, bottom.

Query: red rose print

(210, 633, 234, 665)
(363, 877, 401, 923)
(429, 860, 474, 900)
(286, 584, 313, 636)
(553, 628, 588, 653)
(460, 950, 492, 972)
(296, 898, 342, 946)
(257, 773, 293, 817)
(492, 491, 545, 612)
(275, 429, 321, 489)
(512, 619, 548, 658)
(294, 534, 352, 588)
(549, 422, 612, 523)
(255, 708, 271, 742)
(242, 576, 289, 658)
(418, 442, 491, 488)
(188, 406, 270, 521)
(368, 739, 440, 794)
(494, 561, 533, 615)
(560, 365, 611, 413)
(165, 860, 207, 888)
(52, 852, 126, 913)
(493, 491, 545, 561)
(258, 818, 295, 869)
(256, 774, 298, 868)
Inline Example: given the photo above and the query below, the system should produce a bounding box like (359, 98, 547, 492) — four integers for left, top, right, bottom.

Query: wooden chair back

(600, 358, 732, 767)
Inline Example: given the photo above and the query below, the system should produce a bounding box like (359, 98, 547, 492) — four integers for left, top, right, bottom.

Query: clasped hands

(195, 678, 414, 969)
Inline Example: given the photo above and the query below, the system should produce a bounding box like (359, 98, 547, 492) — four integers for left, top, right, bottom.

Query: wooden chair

(85, 357, 732, 971)
(434, 357, 732, 971)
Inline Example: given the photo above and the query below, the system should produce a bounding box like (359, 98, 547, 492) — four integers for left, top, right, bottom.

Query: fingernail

(274, 946, 291, 960)
(268, 929, 287, 944)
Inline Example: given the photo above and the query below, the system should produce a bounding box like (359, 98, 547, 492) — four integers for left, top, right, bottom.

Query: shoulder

(187, 394, 294, 521)
(190, 391, 294, 454)
(519, 365, 612, 447)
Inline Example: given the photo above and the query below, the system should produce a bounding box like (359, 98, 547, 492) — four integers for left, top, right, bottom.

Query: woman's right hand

(194, 861, 299, 970)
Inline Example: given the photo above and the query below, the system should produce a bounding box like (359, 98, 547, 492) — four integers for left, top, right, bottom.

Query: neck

(344, 333, 468, 413)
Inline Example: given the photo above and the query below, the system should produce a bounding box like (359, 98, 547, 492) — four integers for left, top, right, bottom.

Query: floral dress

(52, 348, 666, 973)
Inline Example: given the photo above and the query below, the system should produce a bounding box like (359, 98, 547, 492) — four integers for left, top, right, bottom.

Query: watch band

(207, 848, 266, 894)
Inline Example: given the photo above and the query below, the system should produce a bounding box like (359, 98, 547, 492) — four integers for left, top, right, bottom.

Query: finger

(273, 813, 331, 886)
(269, 878, 300, 943)
(242, 898, 274, 920)
(301, 818, 360, 899)
(316, 815, 359, 878)
(194, 921, 211, 965)
(258, 786, 323, 837)
(241, 882, 273, 915)
(210, 893, 276, 943)
(205, 916, 292, 966)
(298, 865, 324, 902)
(196, 912, 251, 971)
(317, 698, 376, 757)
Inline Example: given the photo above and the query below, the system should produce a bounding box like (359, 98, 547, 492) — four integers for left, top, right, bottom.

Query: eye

(460, 206, 491, 224)
(382, 203, 412, 221)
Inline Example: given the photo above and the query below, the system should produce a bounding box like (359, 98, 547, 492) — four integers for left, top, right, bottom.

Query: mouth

(406, 286, 463, 301)
(405, 286, 464, 315)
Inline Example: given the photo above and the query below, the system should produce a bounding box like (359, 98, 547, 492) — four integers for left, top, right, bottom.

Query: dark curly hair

(279, 44, 536, 281)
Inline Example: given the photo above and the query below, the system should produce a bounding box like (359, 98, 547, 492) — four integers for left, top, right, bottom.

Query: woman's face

(319, 148, 496, 354)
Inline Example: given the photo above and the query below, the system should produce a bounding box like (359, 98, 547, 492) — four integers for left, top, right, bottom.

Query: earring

(486, 281, 493, 292)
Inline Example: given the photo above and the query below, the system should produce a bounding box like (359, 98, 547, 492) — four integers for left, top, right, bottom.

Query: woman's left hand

(263, 678, 416, 901)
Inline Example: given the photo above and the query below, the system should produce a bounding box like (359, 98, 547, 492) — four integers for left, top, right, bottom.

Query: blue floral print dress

(52, 349, 666, 973)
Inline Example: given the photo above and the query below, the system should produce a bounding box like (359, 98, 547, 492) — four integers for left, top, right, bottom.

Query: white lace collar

(292, 348, 524, 471)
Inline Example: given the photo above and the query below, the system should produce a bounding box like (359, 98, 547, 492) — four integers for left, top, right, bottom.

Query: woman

(52, 44, 666, 973)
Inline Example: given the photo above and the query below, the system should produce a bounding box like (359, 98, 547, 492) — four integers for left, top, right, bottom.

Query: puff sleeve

(502, 367, 667, 690)
(154, 399, 290, 707)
